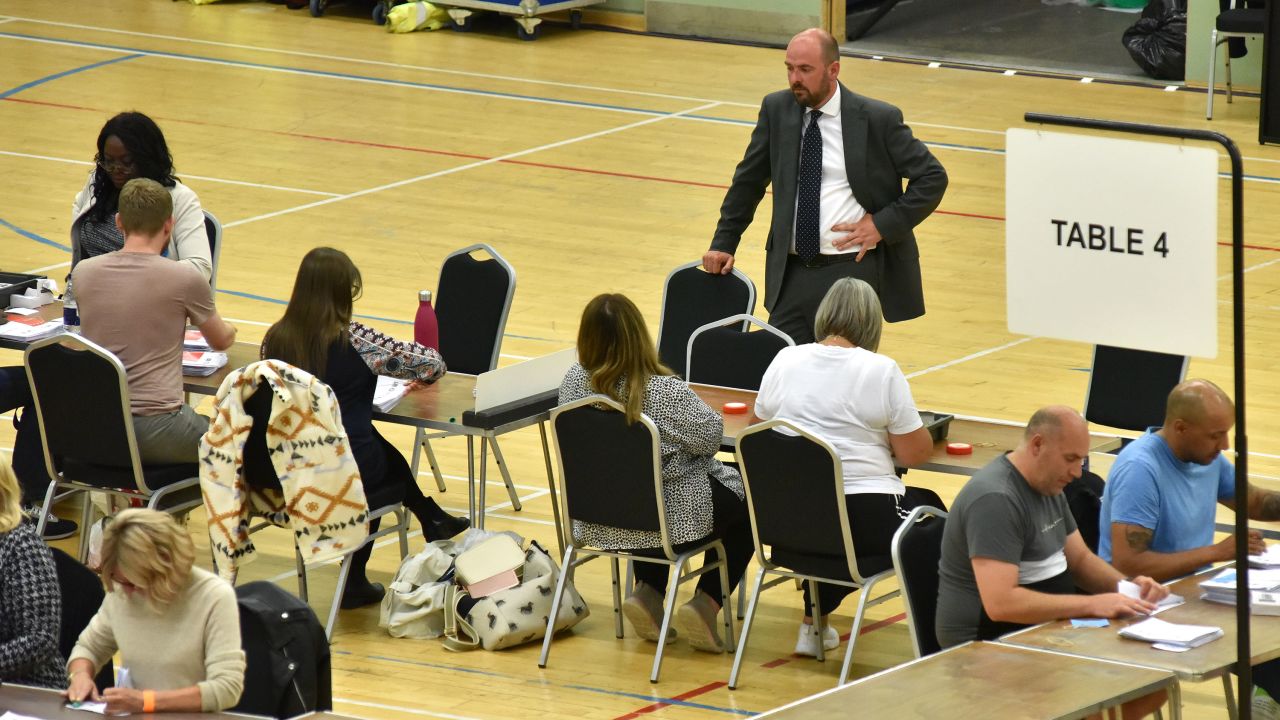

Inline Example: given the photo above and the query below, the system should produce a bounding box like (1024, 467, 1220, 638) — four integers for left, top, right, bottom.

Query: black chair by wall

(889, 505, 948, 659)
(538, 395, 735, 683)
(729, 420, 899, 689)
(1207, 0, 1268, 119)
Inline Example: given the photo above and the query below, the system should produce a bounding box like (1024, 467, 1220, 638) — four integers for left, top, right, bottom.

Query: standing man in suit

(702, 28, 948, 344)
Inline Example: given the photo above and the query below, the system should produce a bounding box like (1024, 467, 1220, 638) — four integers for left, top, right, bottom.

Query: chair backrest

(24, 334, 147, 487)
(242, 379, 282, 492)
(1083, 345, 1187, 431)
(1063, 470, 1106, 554)
(890, 505, 948, 658)
(204, 210, 223, 292)
(735, 420, 867, 582)
(550, 396, 668, 554)
(686, 314, 794, 391)
(656, 261, 756, 378)
(50, 547, 113, 688)
(232, 581, 332, 717)
(435, 243, 515, 375)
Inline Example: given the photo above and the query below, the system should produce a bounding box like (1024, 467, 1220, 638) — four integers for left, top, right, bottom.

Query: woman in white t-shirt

(754, 277, 944, 657)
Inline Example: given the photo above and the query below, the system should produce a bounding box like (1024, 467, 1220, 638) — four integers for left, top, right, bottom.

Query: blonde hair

(814, 277, 883, 352)
(100, 509, 195, 609)
(0, 462, 22, 534)
(117, 178, 172, 236)
(576, 293, 671, 424)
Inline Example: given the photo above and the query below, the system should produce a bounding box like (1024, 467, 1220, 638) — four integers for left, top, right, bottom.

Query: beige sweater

(68, 567, 245, 711)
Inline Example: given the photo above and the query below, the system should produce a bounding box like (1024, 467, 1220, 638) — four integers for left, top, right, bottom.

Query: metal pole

(1024, 113, 1247, 719)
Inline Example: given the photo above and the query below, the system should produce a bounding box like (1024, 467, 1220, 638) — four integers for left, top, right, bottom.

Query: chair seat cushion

(1217, 9, 1265, 33)
(60, 459, 201, 509)
(769, 546, 892, 581)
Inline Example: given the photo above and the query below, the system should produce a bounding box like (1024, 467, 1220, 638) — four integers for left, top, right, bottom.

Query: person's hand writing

(102, 687, 144, 715)
(1090, 592, 1156, 618)
(830, 215, 882, 261)
(702, 250, 735, 275)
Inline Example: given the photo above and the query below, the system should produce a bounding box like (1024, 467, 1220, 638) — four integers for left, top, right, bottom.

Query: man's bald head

(1023, 404, 1086, 442)
(788, 28, 840, 66)
(1164, 379, 1233, 427)
(1159, 379, 1233, 465)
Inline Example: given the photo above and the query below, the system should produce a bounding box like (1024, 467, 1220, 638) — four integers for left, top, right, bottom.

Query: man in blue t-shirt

(1100, 379, 1274, 579)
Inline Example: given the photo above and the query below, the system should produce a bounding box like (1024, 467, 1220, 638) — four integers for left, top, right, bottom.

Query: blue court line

(333, 650, 755, 716)
(0, 52, 143, 99)
(0, 216, 70, 251)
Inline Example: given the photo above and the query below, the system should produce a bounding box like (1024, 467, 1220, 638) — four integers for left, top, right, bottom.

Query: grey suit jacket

(710, 84, 948, 322)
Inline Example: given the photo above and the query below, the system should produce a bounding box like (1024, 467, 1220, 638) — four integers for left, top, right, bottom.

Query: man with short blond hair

(73, 178, 236, 466)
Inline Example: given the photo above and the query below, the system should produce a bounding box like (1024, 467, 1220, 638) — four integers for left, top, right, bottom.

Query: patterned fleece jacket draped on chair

(200, 359, 369, 581)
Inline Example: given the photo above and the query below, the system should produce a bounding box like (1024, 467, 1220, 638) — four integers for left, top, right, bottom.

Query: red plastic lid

(723, 402, 749, 415)
(946, 442, 974, 456)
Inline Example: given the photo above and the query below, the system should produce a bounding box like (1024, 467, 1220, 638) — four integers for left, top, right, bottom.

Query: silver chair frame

(1206, 0, 1266, 120)
(729, 419, 900, 689)
(889, 504, 948, 659)
(25, 335, 202, 561)
(203, 210, 223, 293)
(538, 395, 735, 683)
(409, 243, 523, 522)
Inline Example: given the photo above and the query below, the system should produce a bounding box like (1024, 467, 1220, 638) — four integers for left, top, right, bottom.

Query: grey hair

(813, 277, 882, 352)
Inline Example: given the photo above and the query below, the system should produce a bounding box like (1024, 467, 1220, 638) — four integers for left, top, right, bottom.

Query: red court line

(612, 681, 728, 720)
(758, 612, 906, 671)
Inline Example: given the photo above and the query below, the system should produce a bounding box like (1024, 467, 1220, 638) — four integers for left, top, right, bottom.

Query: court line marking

(5, 15, 1280, 168)
(333, 699, 483, 720)
(611, 681, 733, 720)
(0, 149, 341, 197)
(219, 100, 723, 230)
(904, 337, 1035, 380)
(0, 52, 142, 99)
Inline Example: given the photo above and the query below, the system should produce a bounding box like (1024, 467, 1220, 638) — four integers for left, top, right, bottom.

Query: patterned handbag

(442, 541, 590, 651)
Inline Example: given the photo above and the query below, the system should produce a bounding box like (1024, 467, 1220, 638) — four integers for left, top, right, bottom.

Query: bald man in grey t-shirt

(935, 406, 1167, 649)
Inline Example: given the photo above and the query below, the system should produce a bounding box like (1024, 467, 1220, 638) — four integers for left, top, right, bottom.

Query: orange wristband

(142, 690, 156, 713)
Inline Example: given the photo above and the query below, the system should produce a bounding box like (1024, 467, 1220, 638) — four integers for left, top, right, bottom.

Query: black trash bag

(1122, 0, 1188, 80)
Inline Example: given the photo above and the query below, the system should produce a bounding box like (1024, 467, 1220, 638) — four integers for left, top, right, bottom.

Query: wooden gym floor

(1, 1, 1279, 717)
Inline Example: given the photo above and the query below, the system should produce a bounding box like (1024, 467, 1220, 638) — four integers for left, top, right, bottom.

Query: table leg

(478, 435, 489, 530)
(539, 421, 564, 558)
(467, 436, 476, 527)
(1170, 679, 1183, 720)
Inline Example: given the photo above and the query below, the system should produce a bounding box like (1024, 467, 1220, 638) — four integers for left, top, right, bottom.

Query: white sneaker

(794, 622, 839, 657)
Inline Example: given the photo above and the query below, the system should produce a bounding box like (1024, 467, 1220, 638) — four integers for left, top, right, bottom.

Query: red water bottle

(414, 290, 439, 350)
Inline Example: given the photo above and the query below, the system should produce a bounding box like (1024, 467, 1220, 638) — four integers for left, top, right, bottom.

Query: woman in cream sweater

(65, 510, 244, 713)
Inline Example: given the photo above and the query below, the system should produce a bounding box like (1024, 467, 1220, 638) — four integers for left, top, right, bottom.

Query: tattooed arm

(1218, 483, 1280, 522)
(1109, 522, 1259, 582)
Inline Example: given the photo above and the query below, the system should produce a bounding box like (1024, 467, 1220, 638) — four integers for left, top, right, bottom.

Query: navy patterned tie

(795, 110, 822, 262)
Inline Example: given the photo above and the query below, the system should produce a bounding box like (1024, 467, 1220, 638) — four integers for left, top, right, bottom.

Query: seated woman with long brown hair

(261, 247, 468, 608)
(559, 293, 752, 652)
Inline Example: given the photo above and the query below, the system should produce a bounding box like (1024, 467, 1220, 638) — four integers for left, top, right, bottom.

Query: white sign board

(475, 348, 577, 412)
(1005, 128, 1219, 358)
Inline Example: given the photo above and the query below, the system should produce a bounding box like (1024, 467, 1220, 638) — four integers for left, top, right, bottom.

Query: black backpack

(230, 581, 332, 718)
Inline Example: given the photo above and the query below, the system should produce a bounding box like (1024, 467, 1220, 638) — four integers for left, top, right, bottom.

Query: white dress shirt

(790, 85, 867, 255)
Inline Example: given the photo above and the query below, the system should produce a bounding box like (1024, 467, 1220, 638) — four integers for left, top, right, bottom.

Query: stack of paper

(1117, 579, 1186, 614)
(183, 329, 211, 351)
(1199, 568, 1280, 604)
(1118, 617, 1224, 649)
(182, 351, 228, 377)
(0, 314, 65, 341)
(374, 375, 411, 412)
(1250, 545, 1280, 569)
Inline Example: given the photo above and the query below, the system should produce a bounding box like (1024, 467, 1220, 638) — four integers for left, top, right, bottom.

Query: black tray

(919, 411, 954, 443)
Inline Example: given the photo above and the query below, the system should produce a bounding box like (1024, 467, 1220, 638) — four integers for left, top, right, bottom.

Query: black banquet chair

(655, 261, 755, 378)
(889, 505, 948, 659)
(729, 420, 899, 689)
(685, 314, 793, 391)
(409, 243, 523, 517)
(539, 395, 735, 684)
(25, 335, 203, 560)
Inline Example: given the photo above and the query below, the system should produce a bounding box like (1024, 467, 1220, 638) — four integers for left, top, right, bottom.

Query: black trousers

(0, 365, 52, 505)
(803, 486, 946, 617)
(633, 478, 752, 602)
(768, 254, 882, 345)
